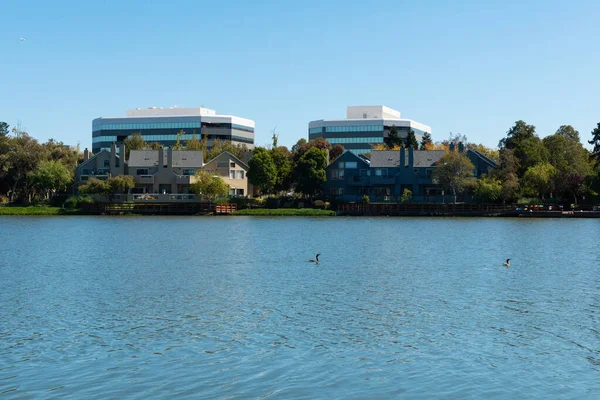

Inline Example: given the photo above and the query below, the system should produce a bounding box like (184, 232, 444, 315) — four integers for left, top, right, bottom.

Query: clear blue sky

(1, 0, 599, 150)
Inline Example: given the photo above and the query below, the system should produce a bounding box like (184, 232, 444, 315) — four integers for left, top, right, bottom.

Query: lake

(1, 216, 599, 399)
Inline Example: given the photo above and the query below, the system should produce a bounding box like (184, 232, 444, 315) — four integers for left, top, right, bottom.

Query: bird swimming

(503, 258, 511, 267)
(309, 254, 320, 263)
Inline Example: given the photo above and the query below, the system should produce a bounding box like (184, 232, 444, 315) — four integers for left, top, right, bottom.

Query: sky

(1, 0, 599, 150)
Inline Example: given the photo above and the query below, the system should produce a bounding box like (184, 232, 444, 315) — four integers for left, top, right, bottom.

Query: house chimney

(408, 147, 414, 167)
(449, 142, 455, 152)
(83, 148, 89, 161)
(158, 146, 164, 168)
(110, 142, 116, 173)
(167, 147, 173, 168)
(458, 142, 465, 153)
(400, 148, 406, 168)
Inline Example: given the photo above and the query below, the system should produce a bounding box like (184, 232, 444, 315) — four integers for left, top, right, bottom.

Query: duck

(309, 254, 320, 263)
(503, 258, 511, 268)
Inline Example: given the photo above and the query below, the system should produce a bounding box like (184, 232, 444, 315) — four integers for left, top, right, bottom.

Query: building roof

(172, 150, 203, 167)
(76, 149, 118, 170)
(412, 150, 445, 167)
(370, 151, 401, 167)
(327, 149, 370, 168)
(128, 150, 164, 167)
(204, 151, 250, 170)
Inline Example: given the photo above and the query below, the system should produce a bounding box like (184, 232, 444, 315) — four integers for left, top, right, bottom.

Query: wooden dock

(81, 202, 237, 215)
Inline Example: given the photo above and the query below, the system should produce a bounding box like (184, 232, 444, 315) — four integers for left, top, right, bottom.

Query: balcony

(133, 175, 154, 184)
(176, 175, 197, 184)
(348, 175, 369, 186)
(370, 176, 395, 185)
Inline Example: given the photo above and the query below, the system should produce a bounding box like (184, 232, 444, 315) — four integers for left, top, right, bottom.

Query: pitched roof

(327, 149, 369, 167)
(172, 150, 203, 167)
(76, 149, 118, 170)
(370, 151, 401, 167)
(204, 151, 250, 170)
(412, 150, 445, 167)
(128, 150, 164, 167)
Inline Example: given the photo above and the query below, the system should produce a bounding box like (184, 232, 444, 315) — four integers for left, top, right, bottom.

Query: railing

(169, 194, 196, 201)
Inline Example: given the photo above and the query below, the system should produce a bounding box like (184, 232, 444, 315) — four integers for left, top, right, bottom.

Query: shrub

(362, 195, 370, 205)
(0, 195, 9, 204)
(313, 199, 325, 209)
(64, 195, 95, 209)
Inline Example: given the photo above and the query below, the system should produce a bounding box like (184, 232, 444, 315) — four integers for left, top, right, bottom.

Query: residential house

(202, 151, 252, 197)
(75, 143, 124, 183)
(323, 150, 371, 202)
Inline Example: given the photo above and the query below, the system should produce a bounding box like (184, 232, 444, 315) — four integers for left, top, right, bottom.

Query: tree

(420, 132, 433, 150)
(400, 188, 413, 203)
(405, 129, 419, 149)
(185, 132, 203, 151)
(123, 133, 147, 158)
(433, 150, 475, 203)
(271, 146, 293, 193)
(522, 163, 555, 200)
(247, 147, 277, 195)
(330, 144, 345, 161)
(0, 130, 45, 202)
(498, 121, 548, 177)
(491, 148, 521, 203)
(31, 160, 72, 199)
(79, 176, 134, 201)
(473, 175, 502, 203)
(148, 142, 162, 150)
(295, 147, 328, 197)
(190, 170, 229, 200)
(555, 125, 580, 143)
(204, 138, 248, 161)
(0, 122, 9, 137)
(291, 138, 307, 154)
(499, 120, 536, 150)
(589, 122, 600, 166)
(172, 130, 184, 150)
(384, 125, 403, 149)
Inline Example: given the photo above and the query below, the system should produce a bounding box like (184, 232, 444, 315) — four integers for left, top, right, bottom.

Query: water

(0, 216, 599, 399)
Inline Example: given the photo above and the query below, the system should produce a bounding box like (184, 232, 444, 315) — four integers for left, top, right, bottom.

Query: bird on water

(503, 258, 511, 267)
(309, 254, 320, 263)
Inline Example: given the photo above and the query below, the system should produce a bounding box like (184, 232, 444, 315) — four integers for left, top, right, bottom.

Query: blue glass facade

(92, 119, 254, 153)
(308, 123, 428, 155)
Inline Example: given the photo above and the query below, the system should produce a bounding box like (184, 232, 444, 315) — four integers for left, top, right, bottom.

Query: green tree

(185, 131, 204, 151)
(433, 150, 475, 203)
(247, 147, 277, 195)
(295, 147, 328, 197)
(589, 122, 600, 167)
(31, 160, 72, 199)
(491, 148, 521, 203)
(405, 129, 419, 149)
(123, 133, 147, 158)
(420, 132, 433, 150)
(79, 176, 134, 201)
(400, 188, 413, 202)
(522, 163, 556, 200)
(473, 175, 502, 203)
(555, 125, 580, 142)
(499, 121, 548, 176)
(190, 170, 229, 200)
(148, 142, 162, 150)
(271, 146, 293, 193)
(204, 138, 248, 161)
(291, 138, 307, 154)
(0, 130, 45, 202)
(384, 125, 403, 149)
(0, 122, 9, 137)
(172, 130, 185, 150)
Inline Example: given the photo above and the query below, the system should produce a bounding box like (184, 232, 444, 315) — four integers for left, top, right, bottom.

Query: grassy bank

(0, 206, 85, 215)
(231, 208, 336, 216)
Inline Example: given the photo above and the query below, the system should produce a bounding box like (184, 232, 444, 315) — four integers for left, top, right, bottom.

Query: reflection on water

(1, 217, 599, 398)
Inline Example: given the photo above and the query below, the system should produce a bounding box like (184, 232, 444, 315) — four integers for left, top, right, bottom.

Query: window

(136, 168, 149, 175)
(237, 171, 244, 179)
(329, 188, 343, 196)
(229, 188, 235, 196)
(217, 161, 229, 168)
(331, 169, 344, 180)
(230, 162, 235, 168)
(345, 161, 357, 169)
(230, 170, 235, 179)
(236, 188, 244, 196)
(182, 169, 195, 176)
(103, 160, 110, 168)
(359, 169, 370, 176)
(375, 169, 388, 177)
(338, 162, 344, 168)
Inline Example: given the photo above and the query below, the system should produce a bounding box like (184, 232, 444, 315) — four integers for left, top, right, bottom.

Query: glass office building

(308, 106, 431, 155)
(92, 107, 254, 154)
